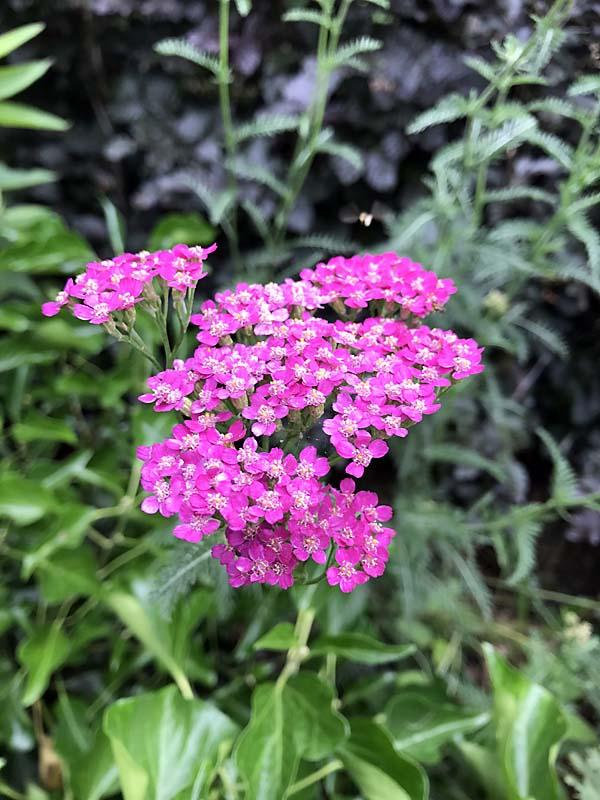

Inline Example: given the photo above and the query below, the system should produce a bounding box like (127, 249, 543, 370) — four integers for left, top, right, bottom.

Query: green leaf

(12, 413, 77, 445)
(385, 690, 490, 764)
(22, 504, 97, 576)
(0, 205, 94, 275)
(55, 696, 119, 800)
(0, 60, 52, 101)
(528, 130, 573, 170)
(316, 137, 364, 170)
(483, 644, 568, 800)
(464, 55, 495, 81)
(567, 211, 600, 275)
(254, 622, 298, 652)
(234, 114, 300, 143)
(282, 9, 330, 26)
(312, 633, 416, 665)
(227, 158, 289, 197)
(0, 23, 45, 59)
(285, 673, 349, 760)
(37, 546, 100, 603)
(105, 587, 195, 700)
(0, 474, 54, 525)
(328, 36, 382, 71)
(407, 94, 470, 135)
(148, 212, 215, 250)
(17, 623, 70, 706)
(104, 685, 238, 800)
(537, 428, 579, 504)
(233, 0, 252, 15)
(339, 719, 429, 800)
(236, 674, 348, 800)
(568, 74, 600, 96)
(99, 196, 126, 254)
(0, 101, 69, 131)
(154, 38, 223, 78)
(0, 163, 56, 191)
(151, 538, 215, 617)
(457, 741, 507, 800)
(473, 116, 537, 164)
(424, 444, 507, 482)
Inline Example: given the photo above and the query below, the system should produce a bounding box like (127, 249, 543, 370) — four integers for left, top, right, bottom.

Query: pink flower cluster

(41, 243, 217, 323)
(134, 250, 484, 592)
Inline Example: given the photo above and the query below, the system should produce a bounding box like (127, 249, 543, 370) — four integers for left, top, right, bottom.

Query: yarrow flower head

(46, 248, 484, 593)
(41, 242, 217, 325)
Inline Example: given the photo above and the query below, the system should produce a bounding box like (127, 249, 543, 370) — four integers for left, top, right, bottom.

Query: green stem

(218, 0, 242, 274)
(286, 760, 343, 796)
(273, 1, 351, 247)
(276, 602, 316, 691)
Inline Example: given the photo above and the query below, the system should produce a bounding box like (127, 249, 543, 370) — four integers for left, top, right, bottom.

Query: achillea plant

(43, 246, 483, 591)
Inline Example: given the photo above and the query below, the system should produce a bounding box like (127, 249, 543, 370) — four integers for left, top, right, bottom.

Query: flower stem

(218, 0, 242, 274)
(286, 759, 343, 796)
(276, 600, 316, 691)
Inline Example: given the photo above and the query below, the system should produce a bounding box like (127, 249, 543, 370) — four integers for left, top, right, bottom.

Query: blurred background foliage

(1, 0, 600, 798)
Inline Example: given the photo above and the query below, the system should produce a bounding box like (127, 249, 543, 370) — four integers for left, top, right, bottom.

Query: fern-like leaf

(528, 97, 585, 122)
(282, 9, 330, 26)
(154, 38, 223, 78)
(463, 55, 495, 82)
(568, 74, 600, 97)
(424, 444, 507, 483)
(515, 318, 568, 358)
(484, 186, 556, 205)
(473, 116, 537, 164)
(228, 158, 288, 197)
(234, 114, 300, 143)
(328, 36, 382, 70)
(528, 129, 574, 169)
(506, 517, 541, 585)
(290, 233, 356, 253)
(537, 428, 579, 504)
(151, 539, 215, 617)
(317, 138, 363, 170)
(408, 94, 470, 135)
(567, 212, 600, 276)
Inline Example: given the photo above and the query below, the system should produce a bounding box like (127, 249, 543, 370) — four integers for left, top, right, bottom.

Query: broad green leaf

(253, 622, 297, 652)
(0, 23, 45, 59)
(0, 163, 56, 190)
(457, 741, 507, 800)
(104, 685, 238, 800)
(12, 413, 77, 445)
(0, 101, 69, 130)
(0, 205, 94, 275)
(37, 546, 100, 603)
(483, 644, 568, 800)
(236, 674, 347, 800)
(105, 587, 194, 700)
(0, 60, 52, 101)
(17, 623, 70, 705)
(385, 690, 490, 763)
(22, 504, 97, 576)
(236, 683, 298, 800)
(55, 696, 119, 800)
(339, 719, 429, 800)
(312, 633, 415, 665)
(148, 212, 215, 250)
(285, 673, 349, 760)
(0, 474, 54, 525)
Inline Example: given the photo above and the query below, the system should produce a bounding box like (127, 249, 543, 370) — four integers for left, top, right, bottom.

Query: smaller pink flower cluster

(41, 243, 217, 323)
